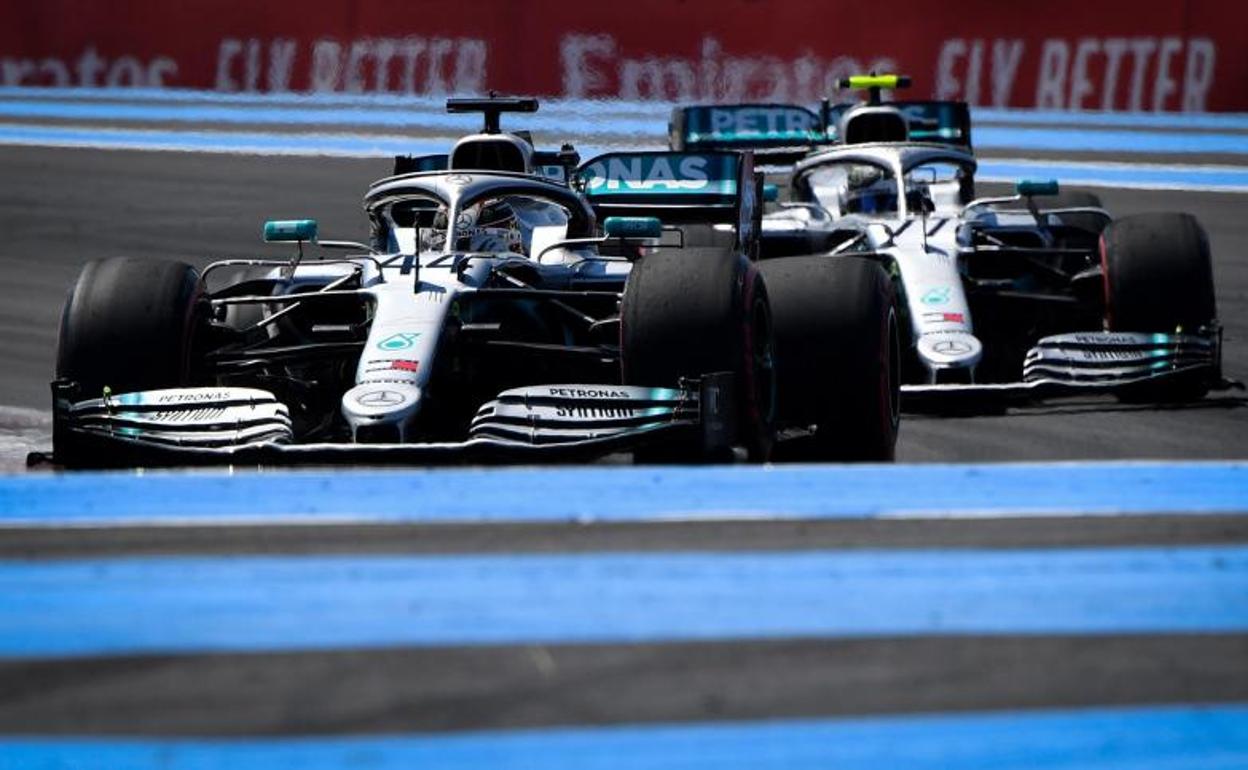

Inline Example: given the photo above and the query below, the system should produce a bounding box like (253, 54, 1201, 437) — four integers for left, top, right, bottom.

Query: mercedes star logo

(932, 340, 973, 355)
(356, 389, 406, 407)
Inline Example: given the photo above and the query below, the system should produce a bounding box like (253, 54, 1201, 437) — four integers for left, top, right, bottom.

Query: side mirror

(264, 219, 318, 243)
(603, 216, 662, 239)
(1016, 179, 1059, 197)
(762, 183, 780, 202)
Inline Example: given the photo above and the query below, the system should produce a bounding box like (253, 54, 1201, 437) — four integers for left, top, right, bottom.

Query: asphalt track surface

(0, 145, 1245, 461)
(0, 138, 1246, 761)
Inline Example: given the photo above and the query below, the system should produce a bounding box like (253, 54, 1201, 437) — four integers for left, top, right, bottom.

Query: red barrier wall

(1, 1, 1245, 111)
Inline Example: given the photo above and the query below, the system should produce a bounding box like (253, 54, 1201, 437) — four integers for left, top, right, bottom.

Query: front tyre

(57, 257, 202, 397)
(761, 256, 900, 462)
(1101, 212, 1217, 400)
(621, 248, 776, 461)
(1101, 212, 1215, 333)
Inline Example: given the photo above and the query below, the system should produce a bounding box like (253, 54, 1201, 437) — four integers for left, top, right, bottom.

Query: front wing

(903, 329, 1237, 410)
(47, 375, 737, 468)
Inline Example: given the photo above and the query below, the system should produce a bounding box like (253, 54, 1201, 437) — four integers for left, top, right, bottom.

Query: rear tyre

(57, 257, 202, 397)
(1101, 212, 1217, 400)
(761, 256, 900, 462)
(621, 248, 776, 461)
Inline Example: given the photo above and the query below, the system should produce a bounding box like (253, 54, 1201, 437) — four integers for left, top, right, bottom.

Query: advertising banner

(1, 0, 1244, 111)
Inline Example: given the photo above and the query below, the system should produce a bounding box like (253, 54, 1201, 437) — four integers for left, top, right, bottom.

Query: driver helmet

(454, 198, 524, 253)
(842, 166, 897, 215)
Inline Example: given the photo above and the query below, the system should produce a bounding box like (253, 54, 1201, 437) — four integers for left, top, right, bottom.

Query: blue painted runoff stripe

(974, 125, 1248, 154)
(974, 107, 1248, 131)
(2, 704, 1245, 770)
(0, 123, 1242, 191)
(979, 158, 1248, 192)
(1, 546, 1244, 657)
(5, 86, 1248, 130)
(0, 99, 662, 137)
(1, 100, 1247, 155)
(0, 122, 448, 157)
(0, 123, 649, 159)
(1, 462, 1245, 526)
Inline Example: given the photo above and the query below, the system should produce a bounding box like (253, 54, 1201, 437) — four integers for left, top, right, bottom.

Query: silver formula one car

(670, 78, 1230, 410)
(49, 98, 899, 467)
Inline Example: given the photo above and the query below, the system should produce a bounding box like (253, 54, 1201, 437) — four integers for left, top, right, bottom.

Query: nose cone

(917, 331, 983, 379)
(342, 383, 422, 441)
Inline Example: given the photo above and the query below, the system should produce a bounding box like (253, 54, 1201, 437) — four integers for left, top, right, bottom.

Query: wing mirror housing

(1016, 179, 1059, 197)
(603, 216, 662, 239)
(264, 219, 319, 243)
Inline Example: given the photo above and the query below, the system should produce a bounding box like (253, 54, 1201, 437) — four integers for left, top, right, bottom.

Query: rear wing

(574, 151, 763, 251)
(668, 104, 827, 164)
(392, 150, 574, 182)
(825, 100, 973, 148)
(393, 153, 448, 175)
(667, 100, 972, 157)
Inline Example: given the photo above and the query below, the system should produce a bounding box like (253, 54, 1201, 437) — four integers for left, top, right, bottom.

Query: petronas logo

(377, 332, 421, 351)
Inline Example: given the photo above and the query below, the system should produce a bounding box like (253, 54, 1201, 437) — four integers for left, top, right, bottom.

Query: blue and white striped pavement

(3, 461, 1246, 526)
(4, 704, 1247, 770)
(3, 546, 1246, 658)
(1, 86, 1246, 191)
(2, 461, 1246, 767)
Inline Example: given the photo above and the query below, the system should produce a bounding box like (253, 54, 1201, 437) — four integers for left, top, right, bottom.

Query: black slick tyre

(57, 257, 203, 398)
(1101, 212, 1215, 332)
(620, 248, 775, 461)
(1100, 212, 1217, 400)
(761, 256, 900, 462)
